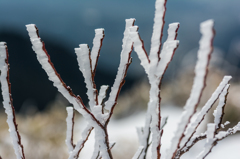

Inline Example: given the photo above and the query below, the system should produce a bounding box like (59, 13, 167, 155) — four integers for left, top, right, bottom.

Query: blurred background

(1, 0, 240, 158)
(0, 0, 240, 111)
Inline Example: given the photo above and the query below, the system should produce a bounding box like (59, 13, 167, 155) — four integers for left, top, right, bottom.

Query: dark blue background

(0, 0, 240, 111)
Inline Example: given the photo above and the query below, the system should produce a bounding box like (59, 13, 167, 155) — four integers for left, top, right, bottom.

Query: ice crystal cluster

(0, 0, 240, 159)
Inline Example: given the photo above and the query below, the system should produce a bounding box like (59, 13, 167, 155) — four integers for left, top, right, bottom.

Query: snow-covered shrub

(0, 0, 240, 159)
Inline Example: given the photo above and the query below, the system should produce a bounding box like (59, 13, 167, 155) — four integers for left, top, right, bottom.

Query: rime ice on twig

(180, 77, 231, 148)
(213, 84, 230, 130)
(196, 124, 216, 159)
(97, 142, 116, 159)
(26, 24, 114, 158)
(66, 107, 75, 152)
(26, 24, 98, 124)
(149, 0, 167, 64)
(166, 19, 215, 159)
(27, 17, 136, 159)
(98, 85, 109, 105)
(215, 122, 240, 140)
(130, 20, 179, 159)
(91, 28, 105, 75)
(104, 18, 135, 121)
(132, 146, 144, 159)
(75, 44, 98, 109)
(0, 42, 25, 159)
(68, 125, 93, 159)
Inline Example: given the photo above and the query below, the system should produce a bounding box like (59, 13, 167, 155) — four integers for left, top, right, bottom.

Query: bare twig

(0, 42, 25, 159)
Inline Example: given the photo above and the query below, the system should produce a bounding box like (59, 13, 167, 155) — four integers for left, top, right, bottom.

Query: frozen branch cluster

(0, 0, 240, 159)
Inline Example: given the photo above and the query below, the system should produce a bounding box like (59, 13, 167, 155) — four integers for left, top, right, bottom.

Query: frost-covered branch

(166, 19, 215, 159)
(0, 42, 25, 159)
(97, 142, 116, 159)
(26, 24, 101, 126)
(130, 2, 179, 157)
(26, 24, 114, 158)
(175, 82, 231, 158)
(68, 125, 93, 159)
(179, 77, 231, 148)
(132, 146, 144, 159)
(66, 107, 75, 152)
(213, 84, 230, 130)
(196, 124, 216, 159)
(91, 28, 105, 76)
(26, 17, 136, 159)
(195, 121, 240, 159)
(177, 133, 207, 157)
(149, 0, 167, 64)
(98, 85, 109, 106)
(104, 18, 136, 124)
(75, 44, 98, 109)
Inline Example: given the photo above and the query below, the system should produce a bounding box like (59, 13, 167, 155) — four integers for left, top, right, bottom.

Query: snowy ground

(78, 105, 240, 158)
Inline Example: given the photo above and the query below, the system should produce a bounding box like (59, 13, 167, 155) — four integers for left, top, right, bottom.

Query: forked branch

(166, 19, 215, 159)
(130, 1, 179, 156)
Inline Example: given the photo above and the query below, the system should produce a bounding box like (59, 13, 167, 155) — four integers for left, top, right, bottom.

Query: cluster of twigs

(0, 0, 240, 159)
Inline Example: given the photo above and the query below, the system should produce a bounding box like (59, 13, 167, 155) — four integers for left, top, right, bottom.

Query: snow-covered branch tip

(166, 19, 215, 159)
(66, 107, 75, 152)
(130, 1, 179, 158)
(0, 42, 25, 159)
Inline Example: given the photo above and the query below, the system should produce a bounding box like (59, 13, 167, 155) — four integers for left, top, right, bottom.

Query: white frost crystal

(0, 42, 24, 159)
